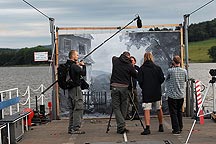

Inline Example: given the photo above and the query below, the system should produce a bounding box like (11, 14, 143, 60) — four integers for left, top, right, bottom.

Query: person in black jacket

(138, 52, 165, 135)
(126, 56, 140, 120)
(110, 51, 137, 134)
(66, 50, 86, 134)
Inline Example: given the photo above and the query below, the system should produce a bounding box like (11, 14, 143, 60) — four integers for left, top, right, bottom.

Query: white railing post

(0, 92, 4, 118)
(9, 91, 12, 115)
(28, 86, 31, 108)
(41, 84, 44, 105)
(17, 88, 19, 113)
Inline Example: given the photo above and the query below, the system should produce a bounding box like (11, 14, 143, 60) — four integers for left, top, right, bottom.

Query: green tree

(0, 45, 52, 66)
(208, 46, 216, 62)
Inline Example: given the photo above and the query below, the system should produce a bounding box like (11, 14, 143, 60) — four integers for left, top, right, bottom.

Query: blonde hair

(144, 52, 154, 63)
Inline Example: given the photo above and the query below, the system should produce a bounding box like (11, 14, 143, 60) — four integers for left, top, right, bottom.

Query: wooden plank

(57, 24, 181, 31)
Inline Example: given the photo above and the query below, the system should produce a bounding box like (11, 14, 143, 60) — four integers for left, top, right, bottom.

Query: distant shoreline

(0, 64, 50, 67)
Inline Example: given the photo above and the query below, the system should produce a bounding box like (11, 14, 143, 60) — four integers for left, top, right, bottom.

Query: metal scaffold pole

(183, 0, 215, 117)
(184, 14, 191, 116)
(23, 0, 58, 120)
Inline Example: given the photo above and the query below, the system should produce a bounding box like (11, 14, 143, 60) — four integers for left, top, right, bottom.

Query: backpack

(57, 63, 74, 90)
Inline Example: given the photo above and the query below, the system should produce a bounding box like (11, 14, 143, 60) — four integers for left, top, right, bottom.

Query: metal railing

(0, 84, 49, 116)
(0, 88, 19, 118)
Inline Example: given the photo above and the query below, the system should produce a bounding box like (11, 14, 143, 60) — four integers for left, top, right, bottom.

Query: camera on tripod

(209, 69, 216, 83)
(209, 69, 216, 77)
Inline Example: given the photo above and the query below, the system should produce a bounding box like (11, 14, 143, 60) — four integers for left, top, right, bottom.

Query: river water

(0, 63, 216, 112)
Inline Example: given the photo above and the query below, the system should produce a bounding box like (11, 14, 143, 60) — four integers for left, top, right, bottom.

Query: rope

(20, 84, 49, 107)
(20, 87, 29, 97)
(30, 84, 43, 92)
(20, 95, 30, 106)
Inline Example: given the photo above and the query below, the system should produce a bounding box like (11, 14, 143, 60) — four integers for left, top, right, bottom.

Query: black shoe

(159, 124, 164, 132)
(117, 128, 129, 134)
(141, 128, 151, 135)
(172, 130, 180, 135)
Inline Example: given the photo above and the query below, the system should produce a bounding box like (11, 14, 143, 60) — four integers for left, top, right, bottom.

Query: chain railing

(18, 84, 48, 109)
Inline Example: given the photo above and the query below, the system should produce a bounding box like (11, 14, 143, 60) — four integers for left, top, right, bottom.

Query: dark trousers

(127, 88, 139, 116)
(68, 86, 83, 131)
(111, 86, 129, 132)
(168, 97, 184, 132)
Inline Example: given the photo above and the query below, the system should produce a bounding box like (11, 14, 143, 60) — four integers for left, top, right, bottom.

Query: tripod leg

(128, 92, 145, 131)
(106, 109, 113, 133)
(185, 83, 211, 144)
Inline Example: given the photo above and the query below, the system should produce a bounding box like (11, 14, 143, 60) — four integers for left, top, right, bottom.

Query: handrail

(0, 88, 19, 118)
(1, 84, 50, 111)
(20, 84, 49, 108)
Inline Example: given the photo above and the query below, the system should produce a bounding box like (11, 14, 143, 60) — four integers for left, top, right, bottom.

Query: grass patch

(189, 38, 216, 63)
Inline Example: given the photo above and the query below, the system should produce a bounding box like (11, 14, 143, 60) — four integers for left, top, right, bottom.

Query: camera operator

(110, 51, 137, 134)
(166, 55, 187, 134)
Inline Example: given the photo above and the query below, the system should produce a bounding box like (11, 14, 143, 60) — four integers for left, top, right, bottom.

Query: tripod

(185, 76, 216, 144)
(106, 78, 145, 133)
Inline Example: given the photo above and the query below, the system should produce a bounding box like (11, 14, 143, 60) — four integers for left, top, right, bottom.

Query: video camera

(209, 69, 216, 84)
(209, 69, 216, 77)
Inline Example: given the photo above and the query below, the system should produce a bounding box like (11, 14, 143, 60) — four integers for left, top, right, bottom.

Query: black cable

(82, 16, 139, 60)
(190, 0, 214, 16)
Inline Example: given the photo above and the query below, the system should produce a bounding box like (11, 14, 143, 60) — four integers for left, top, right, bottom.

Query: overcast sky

(0, 0, 215, 49)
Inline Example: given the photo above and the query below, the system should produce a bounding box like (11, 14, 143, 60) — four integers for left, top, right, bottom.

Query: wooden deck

(18, 116, 216, 144)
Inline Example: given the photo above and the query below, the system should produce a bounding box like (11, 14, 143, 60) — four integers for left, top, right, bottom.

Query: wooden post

(55, 28, 60, 119)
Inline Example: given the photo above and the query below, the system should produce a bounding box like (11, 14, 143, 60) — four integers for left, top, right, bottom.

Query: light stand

(185, 72, 216, 144)
(22, 0, 58, 119)
(184, 0, 215, 117)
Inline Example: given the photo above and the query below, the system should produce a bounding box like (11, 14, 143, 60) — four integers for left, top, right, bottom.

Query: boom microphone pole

(82, 15, 142, 60)
(37, 15, 143, 95)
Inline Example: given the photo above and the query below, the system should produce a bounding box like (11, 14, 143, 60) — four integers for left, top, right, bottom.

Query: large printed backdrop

(58, 31, 181, 116)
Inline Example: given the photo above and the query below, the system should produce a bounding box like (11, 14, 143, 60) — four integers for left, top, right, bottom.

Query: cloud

(0, 0, 215, 48)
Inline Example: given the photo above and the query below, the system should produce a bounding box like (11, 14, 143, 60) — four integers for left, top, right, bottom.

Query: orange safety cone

(199, 110, 205, 125)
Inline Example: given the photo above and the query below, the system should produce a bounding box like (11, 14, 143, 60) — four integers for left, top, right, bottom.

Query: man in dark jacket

(138, 52, 165, 135)
(67, 50, 86, 134)
(110, 51, 137, 134)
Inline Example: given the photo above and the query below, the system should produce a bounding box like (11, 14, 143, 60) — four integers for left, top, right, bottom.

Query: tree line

(1, 18, 216, 65)
(0, 46, 52, 66)
(188, 18, 216, 42)
(148, 18, 216, 42)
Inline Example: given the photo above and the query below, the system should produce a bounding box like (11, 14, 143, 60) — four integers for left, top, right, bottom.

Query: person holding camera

(67, 50, 86, 134)
(166, 55, 187, 134)
(138, 52, 165, 135)
(126, 56, 140, 120)
(110, 51, 137, 134)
